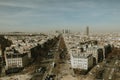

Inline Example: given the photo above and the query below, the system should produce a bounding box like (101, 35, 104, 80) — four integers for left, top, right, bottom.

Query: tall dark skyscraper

(86, 26, 89, 36)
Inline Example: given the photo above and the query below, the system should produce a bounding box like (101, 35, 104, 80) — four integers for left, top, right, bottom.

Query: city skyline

(0, 0, 120, 32)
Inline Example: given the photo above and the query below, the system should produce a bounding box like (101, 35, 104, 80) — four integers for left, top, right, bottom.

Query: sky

(0, 0, 120, 32)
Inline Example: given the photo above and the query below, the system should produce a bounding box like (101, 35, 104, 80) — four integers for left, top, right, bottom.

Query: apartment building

(70, 51, 93, 70)
(5, 53, 29, 69)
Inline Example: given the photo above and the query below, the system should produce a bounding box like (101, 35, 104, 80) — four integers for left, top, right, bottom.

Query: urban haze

(0, 0, 120, 80)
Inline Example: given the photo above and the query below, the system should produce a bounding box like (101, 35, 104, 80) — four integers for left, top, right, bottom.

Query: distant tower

(86, 26, 89, 36)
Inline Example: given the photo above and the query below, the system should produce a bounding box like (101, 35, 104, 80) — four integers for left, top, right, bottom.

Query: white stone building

(70, 51, 93, 70)
(5, 53, 29, 69)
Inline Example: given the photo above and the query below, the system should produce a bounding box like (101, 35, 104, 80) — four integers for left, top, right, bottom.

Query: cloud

(0, 0, 38, 9)
(0, 0, 120, 32)
(0, 0, 97, 18)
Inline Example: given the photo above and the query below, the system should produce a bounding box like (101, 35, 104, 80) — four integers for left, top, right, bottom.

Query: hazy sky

(0, 0, 120, 32)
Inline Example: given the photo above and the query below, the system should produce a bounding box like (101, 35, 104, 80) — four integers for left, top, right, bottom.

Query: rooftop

(6, 53, 27, 58)
(71, 52, 92, 58)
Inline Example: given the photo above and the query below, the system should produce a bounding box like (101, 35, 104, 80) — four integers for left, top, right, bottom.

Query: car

(36, 67, 46, 74)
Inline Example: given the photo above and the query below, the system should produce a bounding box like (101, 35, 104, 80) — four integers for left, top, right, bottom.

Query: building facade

(5, 53, 29, 69)
(70, 52, 93, 70)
